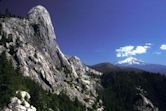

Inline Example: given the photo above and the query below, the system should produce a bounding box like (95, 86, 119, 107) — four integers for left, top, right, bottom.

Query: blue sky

(0, 0, 166, 65)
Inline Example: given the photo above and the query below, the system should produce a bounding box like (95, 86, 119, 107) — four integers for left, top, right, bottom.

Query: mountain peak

(117, 57, 145, 65)
(0, 5, 103, 110)
(27, 5, 56, 40)
(28, 5, 50, 19)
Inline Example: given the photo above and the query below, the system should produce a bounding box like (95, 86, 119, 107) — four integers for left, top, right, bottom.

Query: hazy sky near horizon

(0, 0, 166, 65)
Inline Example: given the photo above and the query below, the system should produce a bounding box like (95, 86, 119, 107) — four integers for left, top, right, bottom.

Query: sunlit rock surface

(4, 91, 37, 111)
(0, 5, 103, 110)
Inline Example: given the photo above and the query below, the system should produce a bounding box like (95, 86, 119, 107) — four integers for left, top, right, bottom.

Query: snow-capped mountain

(116, 57, 166, 75)
(117, 57, 145, 65)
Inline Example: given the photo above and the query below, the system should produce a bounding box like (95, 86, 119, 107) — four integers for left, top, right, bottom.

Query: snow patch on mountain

(117, 57, 145, 65)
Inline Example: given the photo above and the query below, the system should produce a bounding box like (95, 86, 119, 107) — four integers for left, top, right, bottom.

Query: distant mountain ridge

(90, 62, 143, 73)
(121, 64, 166, 75)
(116, 58, 166, 75)
(91, 61, 166, 75)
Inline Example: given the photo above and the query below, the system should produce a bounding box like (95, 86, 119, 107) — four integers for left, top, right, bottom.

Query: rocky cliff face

(134, 87, 159, 111)
(0, 5, 103, 110)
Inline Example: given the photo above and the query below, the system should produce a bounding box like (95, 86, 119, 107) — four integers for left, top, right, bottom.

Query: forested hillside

(91, 63, 166, 111)
(99, 69, 166, 111)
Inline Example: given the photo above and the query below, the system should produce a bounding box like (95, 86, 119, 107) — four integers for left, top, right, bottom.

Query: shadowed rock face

(134, 88, 159, 111)
(134, 94, 158, 111)
(0, 5, 103, 110)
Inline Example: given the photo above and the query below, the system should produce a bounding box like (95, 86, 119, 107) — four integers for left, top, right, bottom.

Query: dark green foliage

(0, 52, 20, 107)
(0, 52, 85, 111)
(0, 8, 23, 19)
(100, 70, 166, 111)
(0, 9, 11, 18)
(5, 9, 12, 17)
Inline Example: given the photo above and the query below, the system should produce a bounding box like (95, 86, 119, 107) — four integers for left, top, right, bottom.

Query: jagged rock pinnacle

(27, 5, 61, 67)
(28, 5, 56, 43)
(0, 5, 104, 110)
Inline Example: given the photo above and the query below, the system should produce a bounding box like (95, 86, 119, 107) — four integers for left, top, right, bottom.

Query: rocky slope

(0, 5, 103, 110)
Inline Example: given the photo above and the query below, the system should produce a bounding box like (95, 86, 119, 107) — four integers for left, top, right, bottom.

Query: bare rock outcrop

(0, 5, 103, 110)
(4, 91, 37, 111)
(134, 87, 159, 111)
